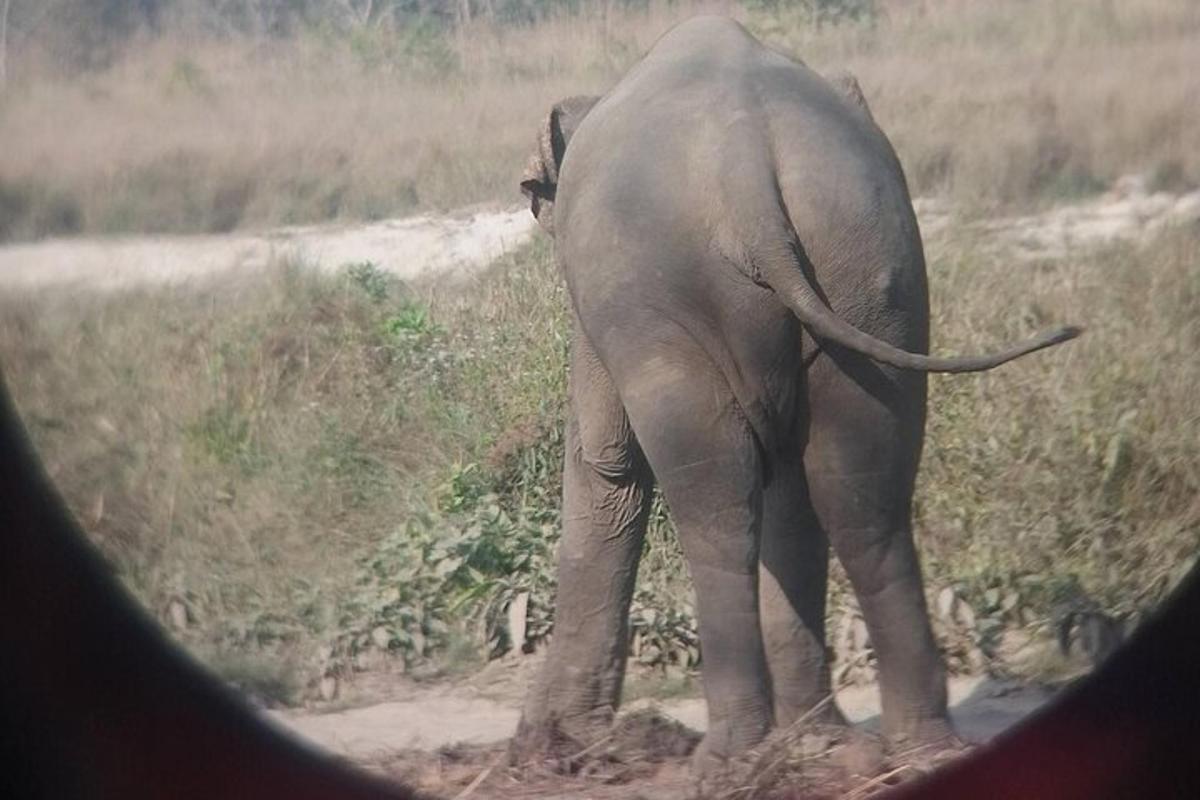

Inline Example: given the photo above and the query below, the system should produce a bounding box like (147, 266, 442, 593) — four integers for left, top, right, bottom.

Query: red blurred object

(882, 562, 1200, 799)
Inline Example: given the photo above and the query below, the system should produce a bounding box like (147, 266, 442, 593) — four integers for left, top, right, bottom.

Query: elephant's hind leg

(804, 356, 955, 752)
(759, 454, 845, 729)
(511, 329, 653, 759)
(619, 354, 773, 768)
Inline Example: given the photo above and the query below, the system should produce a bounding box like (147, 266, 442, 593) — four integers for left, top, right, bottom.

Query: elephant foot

(688, 702, 773, 778)
(885, 718, 968, 768)
(693, 722, 889, 798)
(689, 733, 763, 782)
(688, 733, 732, 779)
(689, 736, 748, 797)
(820, 725, 889, 780)
(507, 707, 616, 769)
(510, 706, 701, 776)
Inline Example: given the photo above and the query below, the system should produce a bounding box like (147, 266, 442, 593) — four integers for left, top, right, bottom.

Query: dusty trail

(266, 672, 1050, 762)
(914, 178, 1200, 258)
(1, 179, 1198, 293)
(0, 207, 536, 293)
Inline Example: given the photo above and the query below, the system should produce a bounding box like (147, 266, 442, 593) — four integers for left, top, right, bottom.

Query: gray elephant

(511, 16, 1079, 768)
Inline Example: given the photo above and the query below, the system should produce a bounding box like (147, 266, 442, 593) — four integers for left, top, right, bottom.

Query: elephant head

(520, 95, 600, 235)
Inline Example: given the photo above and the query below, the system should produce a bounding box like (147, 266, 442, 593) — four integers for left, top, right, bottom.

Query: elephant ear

(826, 69, 876, 123)
(520, 95, 600, 235)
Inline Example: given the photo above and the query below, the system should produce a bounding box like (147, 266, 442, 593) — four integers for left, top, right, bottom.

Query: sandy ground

(914, 178, 1200, 259)
(265, 671, 1051, 763)
(0, 207, 536, 293)
(2, 179, 1198, 293)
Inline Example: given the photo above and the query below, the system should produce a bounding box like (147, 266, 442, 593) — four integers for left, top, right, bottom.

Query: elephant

(511, 16, 1080, 768)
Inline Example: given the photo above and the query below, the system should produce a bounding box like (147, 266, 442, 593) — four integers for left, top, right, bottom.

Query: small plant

(344, 261, 392, 303)
(186, 404, 260, 471)
(384, 302, 439, 339)
(438, 462, 489, 513)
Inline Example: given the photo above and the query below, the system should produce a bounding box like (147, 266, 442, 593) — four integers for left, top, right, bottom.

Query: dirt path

(266, 673, 1051, 763)
(0, 207, 536, 293)
(914, 178, 1200, 259)
(2, 178, 1198, 294)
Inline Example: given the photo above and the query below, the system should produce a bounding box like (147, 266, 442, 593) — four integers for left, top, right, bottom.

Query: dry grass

(0, 2, 729, 239)
(2, 0, 1198, 240)
(0, 243, 570, 698)
(915, 224, 1200, 615)
(758, 0, 1200, 210)
(0, 264, 423, 699)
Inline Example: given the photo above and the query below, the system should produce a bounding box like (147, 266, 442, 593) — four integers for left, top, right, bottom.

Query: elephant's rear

(557, 15, 931, 411)
(561, 15, 926, 311)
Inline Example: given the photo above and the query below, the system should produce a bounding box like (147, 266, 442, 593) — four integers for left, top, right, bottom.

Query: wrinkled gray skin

(511, 16, 1079, 769)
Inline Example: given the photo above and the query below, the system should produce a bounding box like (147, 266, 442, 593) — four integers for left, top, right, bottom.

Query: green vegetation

(3, 223, 1197, 697)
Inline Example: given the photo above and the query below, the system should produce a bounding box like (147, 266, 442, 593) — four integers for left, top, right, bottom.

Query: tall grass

(757, 0, 1200, 209)
(2, 0, 1198, 241)
(918, 226, 1200, 615)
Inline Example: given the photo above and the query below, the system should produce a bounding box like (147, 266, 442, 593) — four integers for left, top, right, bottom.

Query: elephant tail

(757, 241, 1082, 373)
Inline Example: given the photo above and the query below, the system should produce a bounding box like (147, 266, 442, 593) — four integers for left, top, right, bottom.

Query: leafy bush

(337, 475, 560, 664)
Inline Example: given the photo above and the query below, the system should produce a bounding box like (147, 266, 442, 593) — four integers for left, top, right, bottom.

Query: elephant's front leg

(511, 333, 653, 757)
